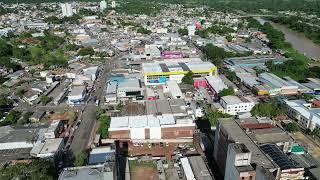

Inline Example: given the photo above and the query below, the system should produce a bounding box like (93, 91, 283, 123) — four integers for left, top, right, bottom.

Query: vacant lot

(129, 160, 158, 180)
(292, 132, 320, 160)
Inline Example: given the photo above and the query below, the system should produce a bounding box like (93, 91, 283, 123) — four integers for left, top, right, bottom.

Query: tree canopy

(178, 28, 188, 36)
(181, 71, 194, 85)
(200, 106, 232, 126)
(0, 159, 56, 180)
(218, 87, 235, 97)
(251, 99, 286, 118)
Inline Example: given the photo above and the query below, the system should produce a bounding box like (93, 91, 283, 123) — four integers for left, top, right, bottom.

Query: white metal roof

(118, 79, 141, 91)
(205, 76, 227, 93)
(0, 142, 33, 150)
(146, 115, 160, 127)
(159, 114, 175, 125)
(166, 81, 183, 98)
(180, 157, 196, 180)
(69, 86, 86, 96)
(110, 116, 129, 128)
(221, 95, 243, 105)
(129, 116, 148, 128)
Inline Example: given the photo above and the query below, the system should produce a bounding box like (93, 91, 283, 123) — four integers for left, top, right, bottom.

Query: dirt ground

(292, 132, 320, 160)
(128, 144, 177, 159)
(131, 167, 159, 180)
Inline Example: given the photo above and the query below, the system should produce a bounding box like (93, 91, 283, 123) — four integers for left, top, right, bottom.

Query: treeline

(246, 17, 320, 81)
(44, 15, 81, 24)
(115, 0, 161, 16)
(269, 16, 320, 45)
(0, 31, 67, 70)
(204, 44, 252, 67)
(196, 25, 235, 38)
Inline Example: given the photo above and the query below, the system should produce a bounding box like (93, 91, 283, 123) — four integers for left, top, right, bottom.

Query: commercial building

(214, 118, 279, 178)
(117, 79, 143, 100)
(256, 73, 298, 96)
(225, 143, 256, 180)
(224, 55, 285, 67)
(108, 114, 195, 141)
(68, 85, 86, 105)
(83, 66, 98, 81)
(60, 3, 74, 17)
(0, 126, 41, 151)
(145, 99, 191, 117)
(142, 59, 217, 85)
(164, 81, 184, 99)
(260, 144, 304, 180)
(58, 163, 115, 180)
(248, 128, 294, 153)
(180, 156, 213, 180)
(220, 95, 255, 115)
(284, 99, 320, 131)
(205, 75, 228, 98)
(30, 138, 64, 158)
(89, 146, 115, 165)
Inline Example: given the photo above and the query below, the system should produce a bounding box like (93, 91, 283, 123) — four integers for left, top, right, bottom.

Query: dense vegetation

(204, 44, 252, 67)
(181, 71, 194, 85)
(251, 99, 286, 117)
(200, 106, 232, 126)
(96, 108, 111, 138)
(0, 31, 67, 70)
(74, 151, 88, 167)
(218, 87, 235, 97)
(0, 159, 56, 180)
(246, 17, 320, 81)
(196, 25, 235, 38)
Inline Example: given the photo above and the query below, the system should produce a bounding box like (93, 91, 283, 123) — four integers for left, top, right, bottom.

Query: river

(256, 17, 320, 60)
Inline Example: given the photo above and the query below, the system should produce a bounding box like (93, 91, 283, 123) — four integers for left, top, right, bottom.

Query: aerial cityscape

(1, 0, 320, 179)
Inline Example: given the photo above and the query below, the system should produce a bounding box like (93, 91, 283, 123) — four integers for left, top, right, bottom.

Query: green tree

(74, 152, 87, 167)
(78, 47, 95, 56)
(0, 95, 11, 107)
(0, 39, 12, 56)
(181, 71, 194, 85)
(1, 110, 22, 126)
(251, 99, 286, 117)
(200, 106, 232, 126)
(178, 28, 188, 36)
(303, 94, 314, 102)
(219, 87, 235, 97)
(284, 122, 298, 133)
(226, 35, 233, 42)
(0, 159, 56, 180)
(40, 95, 51, 105)
(137, 27, 152, 34)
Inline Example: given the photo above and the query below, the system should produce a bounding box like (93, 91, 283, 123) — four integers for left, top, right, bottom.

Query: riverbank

(271, 22, 320, 61)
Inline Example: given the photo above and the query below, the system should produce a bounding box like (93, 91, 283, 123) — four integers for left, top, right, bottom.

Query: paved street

(69, 53, 123, 156)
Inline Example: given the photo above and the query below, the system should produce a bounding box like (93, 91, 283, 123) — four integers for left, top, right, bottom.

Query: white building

(30, 138, 64, 158)
(111, 1, 116, 8)
(68, 86, 86, 105)
(225, 143, 255, 180)
(61, 3, 74, 17)
(187, 25, 196, 36)
(145, 44, 161, 59)
(83, 66, 98, 81)
(220, 95, 255, 115)
(284, 100, 320, 131)
(164, 81, 184, 99)
(100, 0, 107, 10)
(117, 79, 143, 100)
